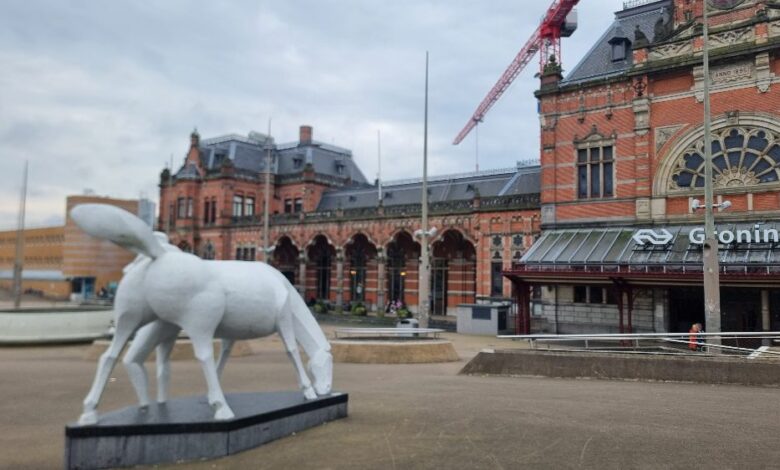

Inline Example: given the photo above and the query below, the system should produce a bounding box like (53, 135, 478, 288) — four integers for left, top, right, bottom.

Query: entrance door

(669, 287, 704, 333)
(722, 288, 761, 349)
(431, 259, 448, 315)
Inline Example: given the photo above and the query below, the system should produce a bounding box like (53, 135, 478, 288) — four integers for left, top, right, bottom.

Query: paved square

(1, 326, 779, 469)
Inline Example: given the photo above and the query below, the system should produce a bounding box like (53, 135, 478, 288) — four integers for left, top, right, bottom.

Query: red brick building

(509, 0, 780, 336)
(159, 126, 540, 315)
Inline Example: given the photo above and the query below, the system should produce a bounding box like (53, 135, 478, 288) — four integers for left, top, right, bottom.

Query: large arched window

(671, 126, 780, 190)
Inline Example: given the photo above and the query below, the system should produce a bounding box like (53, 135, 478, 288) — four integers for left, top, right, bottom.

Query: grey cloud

(0, 0, 623, 230)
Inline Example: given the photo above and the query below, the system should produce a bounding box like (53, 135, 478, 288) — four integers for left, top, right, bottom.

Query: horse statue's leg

(123, 320, 180, 407)
(155, 333, 178, 403)
(277, 301, 317, 400)
(79, 312, 144, 425)
(216, 339, 234, 378)
(177, 292, 234, 420)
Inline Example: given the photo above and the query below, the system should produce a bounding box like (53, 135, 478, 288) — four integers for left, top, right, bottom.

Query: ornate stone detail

(648, 40, 692, 61)
(769, 21, 780, 38)
(709, 27, 754, 49)
(655, 125, 683, 152)
(633, 98, 650, 136)
(710, 61, 753, 84)
(713, 166, 760, 188)
(755, 52, 772, 93)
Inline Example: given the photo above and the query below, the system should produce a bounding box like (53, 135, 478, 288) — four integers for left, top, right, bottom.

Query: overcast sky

(0, 0, 626, 229)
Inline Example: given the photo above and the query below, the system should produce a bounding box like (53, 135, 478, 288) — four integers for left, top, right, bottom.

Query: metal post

(418, 51, 431, 328)
(263, 119, 273, 262)
(701, 2, 722, 343)
(12, 161, 28, 309)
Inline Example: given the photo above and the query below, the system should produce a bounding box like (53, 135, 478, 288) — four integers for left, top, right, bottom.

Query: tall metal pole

(263, 118, 273, 262)
(165, 154, 173, 234)
(418, 51, 431, 328)
(701, 1, 721, 341)
(377, 129, 383, 202)
(12, 161, 28, 309)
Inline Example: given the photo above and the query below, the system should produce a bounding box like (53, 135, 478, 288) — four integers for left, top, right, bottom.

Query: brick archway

(431, 229, 477, 315)
(272, 236, 299, 286)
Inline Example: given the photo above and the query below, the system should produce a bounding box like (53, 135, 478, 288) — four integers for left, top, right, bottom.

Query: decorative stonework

(655, 125, 683, 152)
(709, 27, 754, 49)
(770, 21, 780, 38)
(635, 198, 651, 220)
(633, 98, 650, 136)
(711, 61, 753, 84)
(648, 41, 692, 61)
(541, 204, 556, 225)
(755, 52, 772, 93)
(713, 166, 760, 187)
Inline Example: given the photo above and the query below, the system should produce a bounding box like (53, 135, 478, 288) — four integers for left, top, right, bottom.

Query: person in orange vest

(688, 323, 703, 351)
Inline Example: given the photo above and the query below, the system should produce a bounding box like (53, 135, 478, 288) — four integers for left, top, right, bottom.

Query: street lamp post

(262, 119, 275, 262)
(701, 0, 727, 342)
(418, 51, 432, 328)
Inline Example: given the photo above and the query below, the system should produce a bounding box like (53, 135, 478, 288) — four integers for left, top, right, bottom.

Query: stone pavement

(1, 325, 779, 469)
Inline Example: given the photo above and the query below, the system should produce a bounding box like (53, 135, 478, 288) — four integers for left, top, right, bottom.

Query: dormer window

(293, 157, 303, 169)
(466, 184, 475, 193)
(384, 191, 393, 199)
(608, 35, 631, 62)
(335, 162, 345, 175)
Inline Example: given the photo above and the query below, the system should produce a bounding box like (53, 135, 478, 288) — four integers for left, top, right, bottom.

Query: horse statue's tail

(287, 285, 331, 357)
(70, 204, 166, 259)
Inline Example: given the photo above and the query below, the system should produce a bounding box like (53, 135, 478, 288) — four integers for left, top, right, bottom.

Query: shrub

(396, 307, 411, 319)
(351, 302, 368, 316)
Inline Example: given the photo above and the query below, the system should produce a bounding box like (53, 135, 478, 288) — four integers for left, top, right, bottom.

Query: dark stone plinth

(65, 391, 348, 470)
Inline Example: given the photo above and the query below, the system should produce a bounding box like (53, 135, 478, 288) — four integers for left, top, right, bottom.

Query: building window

(284, 199, 293, 214)
(573, 286, 614, 304)
(245, 197, 255, 217)
(294, 198, 303, 213)
(577, 145, 614, 198)
(490, 260, 503, 297)
(210, 197, 217, 223)
(177, 198, 186, 219)
(169, 203, 176, 227)
(672, 127, 780, 190)
(233, 195, 244, 217)
(203, 200, 211, 224)
(186, 197, 193, 218)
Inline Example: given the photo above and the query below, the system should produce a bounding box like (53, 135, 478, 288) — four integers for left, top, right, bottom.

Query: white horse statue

(72, 204, 333, 424)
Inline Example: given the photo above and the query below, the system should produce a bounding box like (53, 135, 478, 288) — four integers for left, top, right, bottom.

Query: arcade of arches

(264, 229, 480, 315)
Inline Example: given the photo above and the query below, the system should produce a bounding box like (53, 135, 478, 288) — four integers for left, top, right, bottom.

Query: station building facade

(508, 0, 780, 337)
(159, 126, 540, 315)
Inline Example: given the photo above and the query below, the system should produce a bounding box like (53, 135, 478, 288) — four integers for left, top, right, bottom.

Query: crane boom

(453, 0, 580, 145)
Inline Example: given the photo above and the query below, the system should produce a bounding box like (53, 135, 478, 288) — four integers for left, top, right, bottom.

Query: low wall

(0, 308, 112, 344)
(332, 340, 459, 364)
(460, 349, 780, 387)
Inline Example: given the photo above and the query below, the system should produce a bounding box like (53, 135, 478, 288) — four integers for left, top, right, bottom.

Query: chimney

(299, 125, 313, 145)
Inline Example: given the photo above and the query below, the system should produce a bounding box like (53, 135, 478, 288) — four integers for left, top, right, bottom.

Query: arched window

(671, 127, 780, 190)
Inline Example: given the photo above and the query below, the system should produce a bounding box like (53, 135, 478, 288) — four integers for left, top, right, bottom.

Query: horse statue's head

(308, 350, 333, 395)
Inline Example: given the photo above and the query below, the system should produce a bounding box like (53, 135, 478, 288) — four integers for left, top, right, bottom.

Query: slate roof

(561, 0, 671, 85)
(316, 165, 540, 211)
(175, 133, 368, 183)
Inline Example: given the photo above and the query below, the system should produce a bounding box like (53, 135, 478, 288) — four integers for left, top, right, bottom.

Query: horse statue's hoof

(214, 405, 235, 421)
(303, 388, 317, 400)
(78, 411, 98, 426)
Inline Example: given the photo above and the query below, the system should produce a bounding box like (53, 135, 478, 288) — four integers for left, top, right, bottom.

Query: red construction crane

(453, 0, 580, 145)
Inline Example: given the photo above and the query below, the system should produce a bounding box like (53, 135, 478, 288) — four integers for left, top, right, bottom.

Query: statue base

(65, 391, 348, 470)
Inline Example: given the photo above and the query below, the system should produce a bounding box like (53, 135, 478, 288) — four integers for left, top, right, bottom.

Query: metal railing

(499, 332, 780, 358)
(334, 327, 445, 339)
